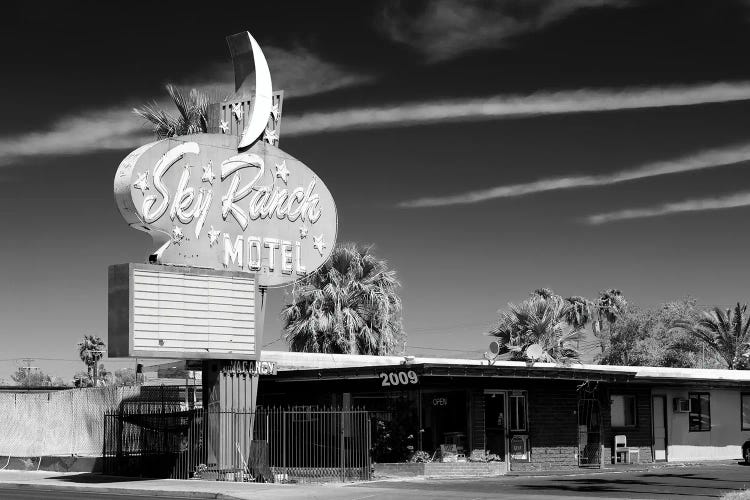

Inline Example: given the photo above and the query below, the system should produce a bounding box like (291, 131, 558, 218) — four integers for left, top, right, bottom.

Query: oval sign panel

(114, 134, 338, 287)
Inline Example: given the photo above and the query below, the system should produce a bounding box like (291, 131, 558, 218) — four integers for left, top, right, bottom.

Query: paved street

(0, 464, 749, 499)
(0, 488, 199, 499)
(359, 464, 750, 499)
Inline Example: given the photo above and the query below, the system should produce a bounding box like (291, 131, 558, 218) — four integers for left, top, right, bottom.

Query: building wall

(654, 387, 750, 461)
(522, 380, 579, 470)
(602, 385, 654, 464)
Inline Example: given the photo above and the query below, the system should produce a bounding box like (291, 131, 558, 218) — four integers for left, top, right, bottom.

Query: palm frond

(134, 84, 209, 139)
(282, 243, 403, 355)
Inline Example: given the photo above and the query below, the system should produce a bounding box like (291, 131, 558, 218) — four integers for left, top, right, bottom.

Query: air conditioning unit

(673, 398, 690, 413)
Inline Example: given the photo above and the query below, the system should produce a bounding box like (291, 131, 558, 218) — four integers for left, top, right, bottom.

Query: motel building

(257, 351, 750, 474)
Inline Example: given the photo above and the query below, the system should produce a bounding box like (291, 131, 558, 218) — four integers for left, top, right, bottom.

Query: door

(652, 395, 667, 461)
(484, 392, 506, 462)
(577, 398, 601, 467)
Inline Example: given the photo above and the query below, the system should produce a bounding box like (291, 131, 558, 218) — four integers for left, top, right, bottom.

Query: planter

(374, 461, 505, 478)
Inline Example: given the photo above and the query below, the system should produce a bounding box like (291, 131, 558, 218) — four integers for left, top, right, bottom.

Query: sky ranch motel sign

(114, 135, 337, 287)
(114, 34, 337, 288)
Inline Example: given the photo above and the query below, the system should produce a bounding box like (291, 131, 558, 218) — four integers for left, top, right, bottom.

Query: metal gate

(577, 398, 602, 467)
(253, 407, 372, 482)
(103, 406, 372, 482)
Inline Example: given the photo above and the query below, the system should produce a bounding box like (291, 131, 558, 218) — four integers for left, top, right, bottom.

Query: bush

(409, 450, 433, 463)
(722, 491, 750, 500)
(468, 450, 502, 462)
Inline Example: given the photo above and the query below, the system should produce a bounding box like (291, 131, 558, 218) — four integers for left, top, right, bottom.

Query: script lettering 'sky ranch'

(114, 134, 338, 287)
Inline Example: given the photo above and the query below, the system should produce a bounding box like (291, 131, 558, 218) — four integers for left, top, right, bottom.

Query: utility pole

(18, 359, 38, 386)
(20, 358, 37, 373)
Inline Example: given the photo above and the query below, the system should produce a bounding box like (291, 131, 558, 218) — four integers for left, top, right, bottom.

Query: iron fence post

(282, 410, 287, 480)
(339, 412, 345, 482)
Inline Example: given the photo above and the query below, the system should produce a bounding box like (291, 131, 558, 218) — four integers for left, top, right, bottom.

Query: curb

(0, 481, 244, 500)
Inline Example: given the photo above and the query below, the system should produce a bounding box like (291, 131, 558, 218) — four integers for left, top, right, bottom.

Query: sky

(2, 0, 750, 380)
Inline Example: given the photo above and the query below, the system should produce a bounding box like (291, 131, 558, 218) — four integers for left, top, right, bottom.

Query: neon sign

(113, 32, 337, 287)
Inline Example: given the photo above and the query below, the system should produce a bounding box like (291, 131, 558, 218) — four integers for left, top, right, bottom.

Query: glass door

(484, 391, 507, 463)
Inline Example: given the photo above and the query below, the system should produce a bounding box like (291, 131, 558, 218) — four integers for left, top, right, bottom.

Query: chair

(614, 435, 640, 464)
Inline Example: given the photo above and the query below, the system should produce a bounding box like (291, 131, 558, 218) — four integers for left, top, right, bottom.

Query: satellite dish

(526, 344, 544, 361)
(489, 341, 501, 355)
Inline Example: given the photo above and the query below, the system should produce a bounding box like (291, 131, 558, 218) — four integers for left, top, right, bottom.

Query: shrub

(468, 450, 502, 462)
(409, 450, 433, 463)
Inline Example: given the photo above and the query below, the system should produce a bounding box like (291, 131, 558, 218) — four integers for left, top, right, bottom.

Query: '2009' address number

(379, 370, 419, 387)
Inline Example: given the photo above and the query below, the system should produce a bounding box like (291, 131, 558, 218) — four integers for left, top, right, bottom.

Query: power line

(263, 338, 284, 348)
(407, 321, 495, 333)
(407, 345, 484, 353)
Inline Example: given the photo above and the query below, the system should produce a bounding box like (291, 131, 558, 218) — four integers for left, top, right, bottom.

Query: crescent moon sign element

(227, 31, 273, 149)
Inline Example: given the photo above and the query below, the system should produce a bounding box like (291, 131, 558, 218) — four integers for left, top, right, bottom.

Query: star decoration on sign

(299, 224, 309, 239)
(201, 161, 215, 184)
(132, 171, 149, 193)
(171, 226, 184, 245)
(270, 103, 280, 121)
(232, 103, 243, 122)
(275, 160, 289, 184)
(207, 226, 221, 247)
(219, 120, 229, 134)
(264, 127, 278, 144)
(313, 234, 326, 256)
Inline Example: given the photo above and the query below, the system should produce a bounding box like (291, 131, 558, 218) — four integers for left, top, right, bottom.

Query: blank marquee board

(108, 263, 262, 360)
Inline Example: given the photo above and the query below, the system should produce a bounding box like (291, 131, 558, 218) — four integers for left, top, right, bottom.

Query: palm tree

(281, 243, 404, 355)
(564, 296, 594, 329)
(675, 303, 750, 369)
(532, 288, 557, 300)
(488, 295, 581, 364)
(596, 289, 627, 355)
(77, 335, 106, 386)
(133, 84, 208, 139)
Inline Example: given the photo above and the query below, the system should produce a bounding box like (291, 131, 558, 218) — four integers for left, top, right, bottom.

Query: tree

(488, 293, 581, 364)
(282, 243, 404, 355)
(533, 288, 557, 300)
(10, 367, 52, 387)
(675, 303, 750, 369)
(77, 335, 106, 386)
(133, 84, 208, 139)
(73, 371, 93, 388)
(595, 289, 627, 355)
(564, 296, 594, 330)
(113, 368, 137, 386)
(599, 298, 717, 368)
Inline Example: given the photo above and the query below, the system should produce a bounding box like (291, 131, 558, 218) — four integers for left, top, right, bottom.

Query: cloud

(4, 80, 750, 168)
(284, 81, 750, 136)
(178, 45, 373, 100)
(0, 109, 150, 166)
(378, 0, 628, 62)
(585, 191, 750, 224)
(398, 141, 750, 208)
(0, 46, 371, 167)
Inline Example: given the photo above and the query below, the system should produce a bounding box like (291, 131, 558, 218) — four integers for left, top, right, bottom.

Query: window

(743, 394, 750, 431)
(689, 393, 710, 432)
(611, 395, 637, 427)
(509, 393, 527, 432)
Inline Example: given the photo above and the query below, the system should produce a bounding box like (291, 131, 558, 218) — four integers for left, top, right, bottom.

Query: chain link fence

(0, 385, 196, 457)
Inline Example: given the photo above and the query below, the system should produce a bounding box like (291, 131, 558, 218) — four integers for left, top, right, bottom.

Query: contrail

(585, 191, 750, 224)
(284, 81, 750, 136)
(398, 143, 750, 208)
(3, 81, 750, 167)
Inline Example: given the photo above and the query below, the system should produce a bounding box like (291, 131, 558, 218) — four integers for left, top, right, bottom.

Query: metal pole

(282, 410, 287, 481)
(340, 411, 345, 482)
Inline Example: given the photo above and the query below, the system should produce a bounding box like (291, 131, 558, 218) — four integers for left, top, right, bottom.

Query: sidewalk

(504, 459, 741, 477)
(0, 470, 375, 500)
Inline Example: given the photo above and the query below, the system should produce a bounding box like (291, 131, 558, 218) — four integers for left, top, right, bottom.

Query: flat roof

(260, 351, 750, 385)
